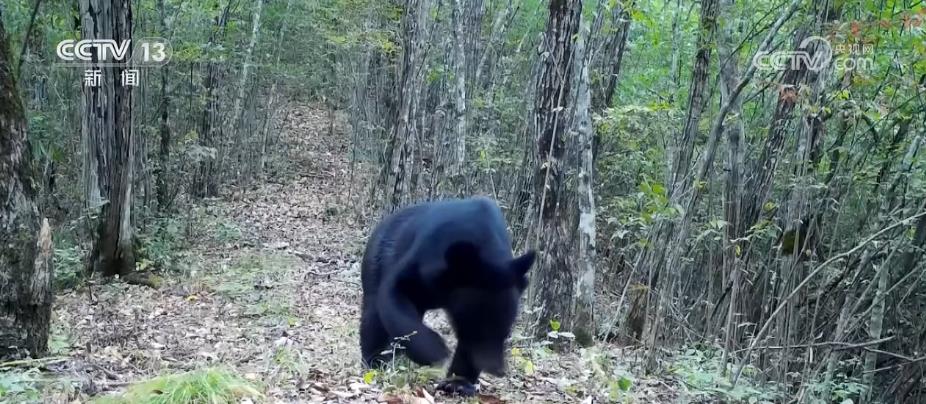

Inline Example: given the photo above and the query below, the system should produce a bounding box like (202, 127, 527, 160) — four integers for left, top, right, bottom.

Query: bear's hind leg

(360, 297, 392, 367)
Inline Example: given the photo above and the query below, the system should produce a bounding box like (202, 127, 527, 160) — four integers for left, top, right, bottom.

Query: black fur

(359, 197, 535, 395)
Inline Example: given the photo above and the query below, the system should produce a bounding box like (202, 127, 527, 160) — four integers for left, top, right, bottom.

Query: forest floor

(28, 104, 690, 403)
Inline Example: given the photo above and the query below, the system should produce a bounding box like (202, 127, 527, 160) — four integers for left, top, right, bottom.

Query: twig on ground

(0, 356, 67, 369)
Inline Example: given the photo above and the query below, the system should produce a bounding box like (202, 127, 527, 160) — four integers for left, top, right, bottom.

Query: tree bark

(196, 1, 231, 198)
(668, 0, 718, 195)
(717, 0, 745, 368)
(439, 0, 467, 195)
(570, 0, 602, 346)
(155, 0, 171, 212)
(80, 0, 136, 277)
(385, 0, 430, 211)
(528, 0, 582, 338)
(595, 0, 633, 111)
(226, 0, 264, 184)
(0, 16, 54, 360)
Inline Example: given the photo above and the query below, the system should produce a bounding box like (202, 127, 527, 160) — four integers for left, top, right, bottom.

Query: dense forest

(1, 0, 925, 402)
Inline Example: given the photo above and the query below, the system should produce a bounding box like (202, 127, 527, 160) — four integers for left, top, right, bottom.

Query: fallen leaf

(378, 394, 405, 404)
(348, 382, 370, 391)
(477, 394, 506, 404)
(331, 390, 359, 399)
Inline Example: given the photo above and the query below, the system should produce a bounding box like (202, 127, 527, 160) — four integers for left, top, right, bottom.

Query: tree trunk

(769, 1, 836, 379)
(227, 0, 264, 184)
(528, 0, 582, 338)
(637, 0, 719, 369)
(570, 0, 602, 346)
(717, 0, 745, 368)
(473, 0, 515, 89)
(668, 0, 718, 195)
(740, 27, 816, 234)
(862, 251, 889, 400)
(0, 17, 54, 360)
(595, 0, 633, 111)
(196, 1, 231, 198)
(437, 0, 467, 196)
(155, 0, 171, 212)
(385, 0, 430, 211)
(80, 0, 136, 277)
(666, 0, 683, 99)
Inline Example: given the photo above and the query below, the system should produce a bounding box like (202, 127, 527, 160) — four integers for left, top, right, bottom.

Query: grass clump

(93, 367, 262, 404)
(0, 369, 42, 401)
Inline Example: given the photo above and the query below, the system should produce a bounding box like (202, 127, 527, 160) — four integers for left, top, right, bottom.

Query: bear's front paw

(436, 377, 477, 396)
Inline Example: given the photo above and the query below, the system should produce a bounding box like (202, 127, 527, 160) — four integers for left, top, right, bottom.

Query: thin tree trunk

(474, 0, 516, 88)
(571, 0, 602, 346)
(668, 0, 718, 195)
(0, 17, 54, 360)
(667, 0, 683, 99)
(259, 0, 294, 177)
(638, 0, 719, 370)
(862, 249, 890, 400)
(227, 0, 264, 184)
(640, 0, 801, 371)
(596, 0, 633, 110)
(442, 0, 467, 195)
(155, 0, 171, 212)
(385, 0, 430, 211)
(717, 0, 745, 369)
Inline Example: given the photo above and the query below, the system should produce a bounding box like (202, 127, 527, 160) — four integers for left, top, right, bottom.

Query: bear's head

(442, 248, 536, 376)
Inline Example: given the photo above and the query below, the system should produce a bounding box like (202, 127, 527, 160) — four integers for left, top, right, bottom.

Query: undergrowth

(671, 346, 783, 403)
(91, 367, 263, 404)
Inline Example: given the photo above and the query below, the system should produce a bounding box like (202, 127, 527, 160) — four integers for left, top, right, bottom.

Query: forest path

(49, 104, 678, 403)
(52, 104, 382, 403)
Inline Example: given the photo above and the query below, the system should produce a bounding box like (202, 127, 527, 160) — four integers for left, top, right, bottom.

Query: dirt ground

(39, 105, 685, 403)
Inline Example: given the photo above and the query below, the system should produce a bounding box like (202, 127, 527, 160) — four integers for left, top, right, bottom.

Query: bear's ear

(510, 250, 536, 278)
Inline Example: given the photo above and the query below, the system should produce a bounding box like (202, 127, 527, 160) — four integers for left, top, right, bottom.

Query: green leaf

(618, 376, 632, 391)
(523, 360, 535, 375)
(362, 370, 377, 384)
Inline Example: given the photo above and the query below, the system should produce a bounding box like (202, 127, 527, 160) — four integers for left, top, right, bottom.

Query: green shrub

(53, 243, 86, 290)
(92, 367, 262, 404)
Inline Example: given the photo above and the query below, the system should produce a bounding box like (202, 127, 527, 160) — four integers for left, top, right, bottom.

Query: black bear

(359, 196, 535, 396)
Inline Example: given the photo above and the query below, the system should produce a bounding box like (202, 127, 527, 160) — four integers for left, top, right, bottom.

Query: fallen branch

(865, 355, 926, 374)
(863, 347, 915, 362)
(734, 336, 894, 353)
(122, 272, 164, 289)
(305, 268, 341, 277)
(0, 356, 67, 369)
